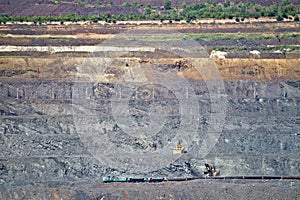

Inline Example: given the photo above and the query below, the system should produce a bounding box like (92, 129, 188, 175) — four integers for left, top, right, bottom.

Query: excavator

(204, 163, 220, 177)
(172, 140, 185, 154)
(171, 141, 220, 177)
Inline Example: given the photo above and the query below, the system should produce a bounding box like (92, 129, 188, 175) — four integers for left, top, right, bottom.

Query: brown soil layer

(0, 57, 299, 81)
(1, 22, 299, 34)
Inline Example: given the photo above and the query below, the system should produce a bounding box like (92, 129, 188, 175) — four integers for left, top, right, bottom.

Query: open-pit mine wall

(0, 56, 299, 199)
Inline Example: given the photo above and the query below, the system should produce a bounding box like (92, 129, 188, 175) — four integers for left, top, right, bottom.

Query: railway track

(103, 176, 300, 183)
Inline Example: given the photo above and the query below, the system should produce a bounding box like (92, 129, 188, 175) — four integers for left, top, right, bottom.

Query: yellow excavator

(172, 140, 185, 154)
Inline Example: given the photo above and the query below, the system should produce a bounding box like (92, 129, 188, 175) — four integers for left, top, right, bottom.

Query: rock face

(0, 66, 299, 189)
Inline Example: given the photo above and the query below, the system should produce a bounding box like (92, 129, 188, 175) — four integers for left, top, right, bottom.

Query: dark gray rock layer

(0, 79, 299, 188)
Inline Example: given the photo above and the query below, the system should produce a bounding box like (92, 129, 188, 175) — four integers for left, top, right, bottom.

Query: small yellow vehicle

(172, 140, 185, 154)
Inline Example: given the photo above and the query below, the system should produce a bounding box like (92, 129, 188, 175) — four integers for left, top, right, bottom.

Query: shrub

(276, 15, 283, 21)
(164, 0, 171, 10)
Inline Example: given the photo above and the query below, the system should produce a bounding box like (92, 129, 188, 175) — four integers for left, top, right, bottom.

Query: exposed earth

(0, 22, 299, 199)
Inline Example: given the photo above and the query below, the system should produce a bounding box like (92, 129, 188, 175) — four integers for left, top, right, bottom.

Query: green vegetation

(127, 33, 300, 42)
(122, 2, 142, 9)
(0, 1, 299, 24)
(212, 46, 248, 51)
(277, 15, 284, 21)
(124, 32, 300, 52)
(258, 45, 300, 52)
(164, 0, 172, 10)
(5, 32, 298, 43)
(212, 45, 300, 52)
(177, 0, 299, 21)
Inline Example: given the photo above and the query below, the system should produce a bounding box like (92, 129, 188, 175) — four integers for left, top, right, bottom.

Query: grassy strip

(186, 33, 300, 41)
(259, 45, 300, 52)
(128, 33, 300, 42)
(212, 45, 300, 52)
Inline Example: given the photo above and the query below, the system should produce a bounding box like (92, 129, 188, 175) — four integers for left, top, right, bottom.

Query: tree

(276, 15, 283, 21)
(282, 12, 288, 19)
(224, 0, 230, 7)
(145, 5, 152, 15)
(32, 16, 39, 24)
(164, 0, 171, 10)
(123, 2, 131, 7)
(281, 0, 290, 7)
(254, 12, 260, 19)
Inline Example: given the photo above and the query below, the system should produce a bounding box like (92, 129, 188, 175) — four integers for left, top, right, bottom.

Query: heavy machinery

(204, 163, 220, 177)
(172, 140, 185, 154)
